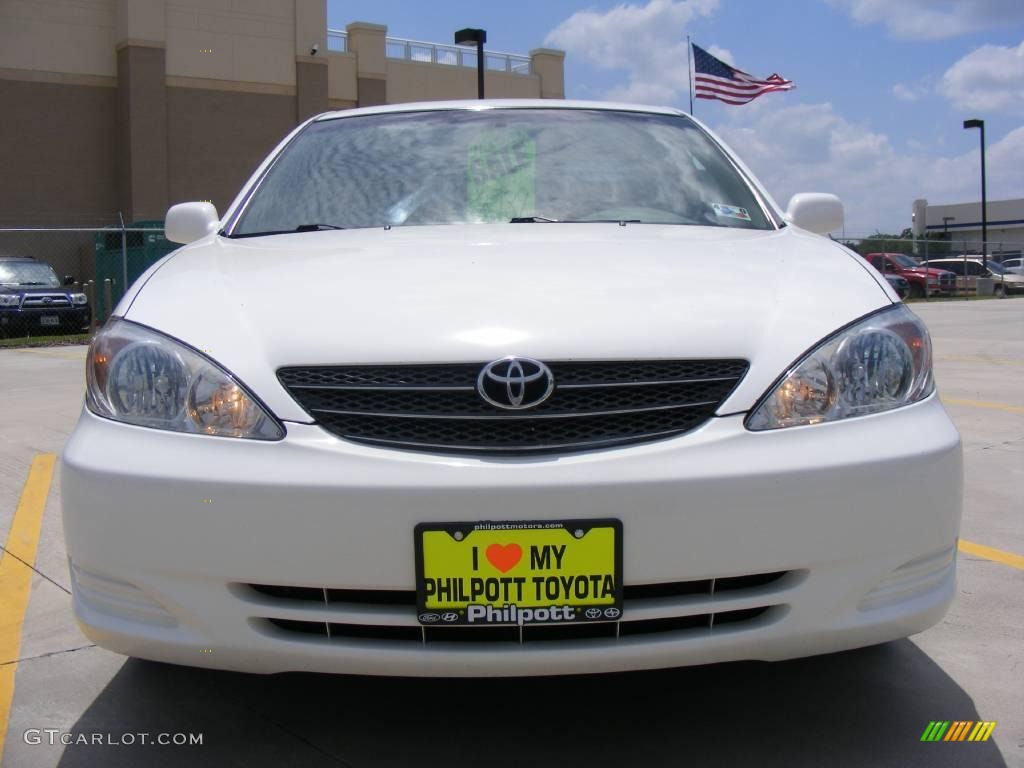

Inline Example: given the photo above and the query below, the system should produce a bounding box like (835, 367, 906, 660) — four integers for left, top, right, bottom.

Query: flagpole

(687, 35, 694, 115)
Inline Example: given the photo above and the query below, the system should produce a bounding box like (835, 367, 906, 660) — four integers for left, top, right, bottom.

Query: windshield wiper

(569, 219, 642, 224)
(227, 223, 345, 238)
(294, 223, 345, 232)
(510, 216, 645, 224)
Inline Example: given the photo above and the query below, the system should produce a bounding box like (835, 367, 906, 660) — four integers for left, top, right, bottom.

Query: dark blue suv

(0, 256, 91, 336)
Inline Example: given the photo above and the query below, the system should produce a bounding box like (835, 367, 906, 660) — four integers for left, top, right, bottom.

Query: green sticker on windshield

(467, 129, 536, 222)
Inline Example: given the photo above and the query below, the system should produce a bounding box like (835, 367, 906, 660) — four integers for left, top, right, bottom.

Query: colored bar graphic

(921, 722, 950, 741)
(921, 721, 996, 742)
(944, 721, 971, 741)
(969, 722, 997, 742)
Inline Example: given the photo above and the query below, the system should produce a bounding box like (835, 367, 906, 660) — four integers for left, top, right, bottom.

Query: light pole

(963, 118, 987, 271)
(454, 28, 487, 99)
(942, 215, 955, 253)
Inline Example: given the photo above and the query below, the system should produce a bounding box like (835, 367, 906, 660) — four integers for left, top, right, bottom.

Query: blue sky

(327, 0, 1024, 235)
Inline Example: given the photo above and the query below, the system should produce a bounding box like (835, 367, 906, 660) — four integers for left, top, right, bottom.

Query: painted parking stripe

(959, 539, 1024, 571)
(0, 454, 56, 760)
(942, 398, 1024, 415)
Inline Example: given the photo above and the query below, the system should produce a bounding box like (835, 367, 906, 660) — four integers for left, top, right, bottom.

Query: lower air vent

(261, 606, 779, 645)
(239, 570, 797, 646)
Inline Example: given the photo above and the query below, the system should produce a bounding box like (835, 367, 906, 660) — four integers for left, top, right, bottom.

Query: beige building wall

(326, 51, 358, 106)
(0, 0, 117, 77)
(165, 0, 295, 86)
(385, 59, 541, 104)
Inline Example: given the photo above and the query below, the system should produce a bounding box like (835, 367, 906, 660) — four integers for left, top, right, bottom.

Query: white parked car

(62, 101, 961, 676)
(998, 257, 1023, 275)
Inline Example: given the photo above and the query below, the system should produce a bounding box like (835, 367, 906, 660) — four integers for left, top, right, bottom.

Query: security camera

(310, 43, 319, 56)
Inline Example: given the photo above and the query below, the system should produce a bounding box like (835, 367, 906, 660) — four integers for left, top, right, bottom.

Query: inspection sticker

(712, 203, 752, 221)
(415, 519, 623, 625)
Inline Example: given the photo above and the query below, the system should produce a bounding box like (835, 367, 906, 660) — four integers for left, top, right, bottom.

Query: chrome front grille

(238, 570, 797, 646)
(278, 359, 748, 454)
(20, 293, 71, 308)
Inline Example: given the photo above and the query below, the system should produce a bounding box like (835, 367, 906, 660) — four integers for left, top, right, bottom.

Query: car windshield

(0, 261, 60, 287)
(985, 262, 1006, 275)
(230, 108, 774, 234)
(890, 254, 919, 268)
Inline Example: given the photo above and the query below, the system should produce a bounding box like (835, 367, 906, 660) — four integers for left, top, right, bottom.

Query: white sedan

(62, 100, 961, 676)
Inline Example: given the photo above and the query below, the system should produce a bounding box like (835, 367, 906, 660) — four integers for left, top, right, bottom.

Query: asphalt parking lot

(1, 300, 1022, 768)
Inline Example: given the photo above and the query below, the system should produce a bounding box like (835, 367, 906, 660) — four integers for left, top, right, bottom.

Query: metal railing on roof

(327, 29, 348, 52)
(326, 29, 531, 74)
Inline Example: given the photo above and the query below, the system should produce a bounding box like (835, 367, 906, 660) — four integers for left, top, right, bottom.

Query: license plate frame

(414, 519, 623, 626)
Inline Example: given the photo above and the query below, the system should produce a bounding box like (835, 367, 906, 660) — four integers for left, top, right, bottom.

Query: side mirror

(63, 275, 75, 285)
(784, 193, 844, 235)
(166, 202, 219, 244)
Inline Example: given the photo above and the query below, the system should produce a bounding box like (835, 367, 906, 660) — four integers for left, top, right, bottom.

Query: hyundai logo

(477, 356, 555, 410)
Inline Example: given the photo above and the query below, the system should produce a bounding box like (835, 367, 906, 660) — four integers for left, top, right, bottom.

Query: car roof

(314, 99, 687, 123)
(0, 256, 38, 262)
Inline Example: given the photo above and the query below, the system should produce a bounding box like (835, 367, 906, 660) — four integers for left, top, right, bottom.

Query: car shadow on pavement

(56, 639, 1006, 768)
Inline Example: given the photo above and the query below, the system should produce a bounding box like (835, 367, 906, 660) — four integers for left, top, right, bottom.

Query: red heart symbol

(486, 543, 523, 573)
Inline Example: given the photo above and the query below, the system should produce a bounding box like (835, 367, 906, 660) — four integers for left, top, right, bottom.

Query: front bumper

(61, 395, 962, 676)
(0, 306, 91, 333)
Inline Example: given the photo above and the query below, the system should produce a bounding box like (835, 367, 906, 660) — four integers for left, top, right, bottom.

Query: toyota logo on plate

(477, 356, 555, 410)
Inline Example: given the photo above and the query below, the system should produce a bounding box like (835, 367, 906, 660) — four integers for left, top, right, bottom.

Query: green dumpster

(94, 221, 178, 320)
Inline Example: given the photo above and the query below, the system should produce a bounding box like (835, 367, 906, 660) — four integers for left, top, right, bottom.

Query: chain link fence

(0, 225, 174, 342)
(838, 236, 1024, 300)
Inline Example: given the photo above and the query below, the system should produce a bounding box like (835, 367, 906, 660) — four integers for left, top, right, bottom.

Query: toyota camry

(62, 101, 962, 676)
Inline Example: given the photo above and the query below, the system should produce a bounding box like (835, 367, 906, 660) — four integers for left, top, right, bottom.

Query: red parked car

(864, 253, 956, 298)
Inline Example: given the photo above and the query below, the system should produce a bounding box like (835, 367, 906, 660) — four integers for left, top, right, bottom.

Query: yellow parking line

(959, 539, 1024, 571)
(0, 454, 56, 760)
(11, 348, 87, 361)
(942, 398, 1024, 415)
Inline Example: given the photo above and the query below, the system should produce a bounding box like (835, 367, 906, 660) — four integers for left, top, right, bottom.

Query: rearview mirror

(166, 202, 219, 244)
(784, 193, 843, 235)
(63, 275, 75, 285)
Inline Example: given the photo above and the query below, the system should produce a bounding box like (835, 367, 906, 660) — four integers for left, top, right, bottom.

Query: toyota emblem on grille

(477, 356, 555, 410)
(42, 297, 53, 304)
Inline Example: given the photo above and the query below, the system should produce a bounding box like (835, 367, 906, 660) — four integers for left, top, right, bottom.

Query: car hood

(0, 285, 69, 295)
(123, 224, 893, 422)
(905, 267, 953, 278)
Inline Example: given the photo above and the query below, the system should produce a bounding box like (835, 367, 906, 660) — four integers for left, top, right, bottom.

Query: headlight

(747, 304, 933, 430)
(0, 295, 19, 307)
(71, 293, 88, 305)
(86, 318, 284, 439)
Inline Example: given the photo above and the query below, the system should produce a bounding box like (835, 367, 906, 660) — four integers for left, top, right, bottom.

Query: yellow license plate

(415, 519, 622, 626)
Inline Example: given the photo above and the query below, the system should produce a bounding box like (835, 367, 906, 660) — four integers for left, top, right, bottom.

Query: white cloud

(829, 0, 1024, 40)
(707, 45, 734, 66)
(545, 0, 718, 104)
(939, 40, 1024, 114)
(712, 102, 1024, 234)
(891, 82, 921, 101)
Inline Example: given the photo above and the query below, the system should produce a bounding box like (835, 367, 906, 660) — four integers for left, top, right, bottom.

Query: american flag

(692, 44, 794, 105)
